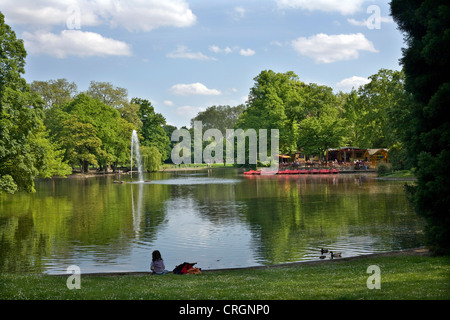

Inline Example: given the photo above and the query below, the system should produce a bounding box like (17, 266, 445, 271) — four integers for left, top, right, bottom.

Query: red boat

(319, 169, 330, 174)
(244, 170, 261, 175)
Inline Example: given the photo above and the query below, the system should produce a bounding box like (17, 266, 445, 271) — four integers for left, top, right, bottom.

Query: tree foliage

(1, 12, 70, 194)
(391, 0, 450, 254)
(191, 104, 245, 133)
(85, 81, 128, 108)
(30, 78, 77, 109)
(131, 97, 170, 161)
(141, 146, 162, 172)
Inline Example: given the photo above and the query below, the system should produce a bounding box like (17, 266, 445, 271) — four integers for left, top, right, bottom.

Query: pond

(0, 169, 424, 274)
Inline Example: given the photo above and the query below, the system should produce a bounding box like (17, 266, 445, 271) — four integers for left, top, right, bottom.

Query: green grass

(377, 168, 416, 179)
(1, 253, 449, 300)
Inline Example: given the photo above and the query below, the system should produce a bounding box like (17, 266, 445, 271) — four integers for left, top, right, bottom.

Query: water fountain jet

(131, 130, 144, 182)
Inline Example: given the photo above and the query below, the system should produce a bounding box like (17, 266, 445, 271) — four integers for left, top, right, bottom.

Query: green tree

(297, 113, 346, 159)
(296, 83, 345, 158)
(141, 146, 162, 172)
(28, 123, 72, 178)
(131, 97, 170, 161)
(1, 12, 70, 194)
(356, 69, 409, 148)
(341, 89, 362, 146)
(391, 0, 450, 254)
(62, 93, 131, 171)
(237, 70, 299, 154)
(163, 124, 178, 163)
(117, 101, 143, 130)
(191, 104, 245, 133)
(85, 81, 128, 108)
(60, 116, 103, 173)
(30, 78, 77, 109)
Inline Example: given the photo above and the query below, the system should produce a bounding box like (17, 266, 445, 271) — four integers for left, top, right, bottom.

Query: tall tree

(62, 93, 131, 171)
(237, 70, 299, 154)
(86, 81, 128, 108)
(30, 78, 77, 109)
(60, 116, 103, 173)
(341, 89, 362, 146)
(296, 83, 345, 158)
(357, 69, 410, 149)
(191, 104, 245, 133)
(391, 0, 450, 254)
(297, 112, 346, 159)
(1, 12, 70, 194)
(131, 97, 170, 161)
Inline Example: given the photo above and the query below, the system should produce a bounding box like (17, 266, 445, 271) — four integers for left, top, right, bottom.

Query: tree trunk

(82, 161, 89, 173)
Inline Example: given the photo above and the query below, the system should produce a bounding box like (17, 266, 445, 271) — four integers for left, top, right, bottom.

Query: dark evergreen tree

(391, 0, 450, 254)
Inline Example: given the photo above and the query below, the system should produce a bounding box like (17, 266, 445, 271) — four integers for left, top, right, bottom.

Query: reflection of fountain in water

(131, 183, 143, 236)
(130, 130, 143, 182)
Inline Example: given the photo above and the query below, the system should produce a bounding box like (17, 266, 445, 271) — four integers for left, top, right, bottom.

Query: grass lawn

(1, 250, 449, 300)
(378, 169, 416, 179)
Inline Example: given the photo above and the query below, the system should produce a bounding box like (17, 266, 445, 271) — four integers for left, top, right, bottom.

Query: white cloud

(106, 0, 197, 32)
(1, 0, 196, 31)
(239, 48, 256, 56)
(163, 100, 174, 106)
(335, 76, 370, 91)
(167, 46, 216, 61)
(233, 6, 246, 20)
(2, 0, 196, 59)
(291, 33, 377, 63)
(347, 16, 394, 27)
(270, 41, 284, 47)
(175, 106, 206, 118)
(1, 0, 100, 27)
(276, 0, 366, 15)
(209, 45, 222, 53)
(346, 18, 367, 27)
(209, 45, 233, 54)
(170, 83, 222, 96)
(23, 30, 132, 58)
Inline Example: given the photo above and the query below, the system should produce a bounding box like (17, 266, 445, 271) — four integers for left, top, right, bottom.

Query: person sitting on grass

(150, 250, 169, 275)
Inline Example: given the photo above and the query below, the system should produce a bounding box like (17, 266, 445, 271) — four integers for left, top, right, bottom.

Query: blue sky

(2, 0, 405, 128)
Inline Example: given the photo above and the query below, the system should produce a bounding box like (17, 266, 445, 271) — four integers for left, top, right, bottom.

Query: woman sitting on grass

(150, 250, 169, 275)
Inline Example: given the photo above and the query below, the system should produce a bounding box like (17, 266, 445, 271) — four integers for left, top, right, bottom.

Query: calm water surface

(0, 169, 424, 274)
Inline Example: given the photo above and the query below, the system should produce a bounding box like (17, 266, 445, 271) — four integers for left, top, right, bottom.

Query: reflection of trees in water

(0, 176, 170, 272)
(0, 172, 425, 272)
(236, 174, 424, 263)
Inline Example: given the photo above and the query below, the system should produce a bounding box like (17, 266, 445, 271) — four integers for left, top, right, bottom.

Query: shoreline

(48, 247, 429, 277)
(373, 176, 417, 181)
(63, 167, 379, 176)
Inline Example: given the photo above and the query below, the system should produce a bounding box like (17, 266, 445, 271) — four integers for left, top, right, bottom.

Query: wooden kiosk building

(326, 147, 389, 167)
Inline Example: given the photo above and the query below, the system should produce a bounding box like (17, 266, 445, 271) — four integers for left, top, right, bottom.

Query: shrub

(376, 163, 392, 176)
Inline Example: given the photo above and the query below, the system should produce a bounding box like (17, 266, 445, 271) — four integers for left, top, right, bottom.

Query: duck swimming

(330, 251, 342, 259)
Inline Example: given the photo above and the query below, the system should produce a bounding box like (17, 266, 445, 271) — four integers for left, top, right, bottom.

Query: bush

(141, 146, 162, 172)
(376, 163, 392, 176)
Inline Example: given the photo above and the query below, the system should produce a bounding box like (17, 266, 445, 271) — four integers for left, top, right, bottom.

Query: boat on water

(244, 168, 340, 175)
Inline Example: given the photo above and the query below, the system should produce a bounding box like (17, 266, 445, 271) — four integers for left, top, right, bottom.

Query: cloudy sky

(2, 0, 404, 128)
